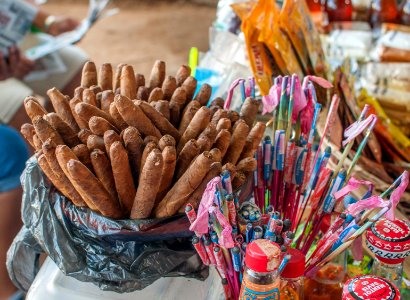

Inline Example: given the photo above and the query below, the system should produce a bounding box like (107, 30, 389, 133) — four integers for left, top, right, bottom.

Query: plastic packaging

(259, 0, 304, 79)
(7, 158, 208, 293)
(279, 0, 327, 77)
(233, 0, 273, 96)
(213, 0, 244, 33)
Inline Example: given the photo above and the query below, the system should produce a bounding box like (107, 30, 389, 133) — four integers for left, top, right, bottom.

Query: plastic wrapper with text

(7, 157, 208, 293)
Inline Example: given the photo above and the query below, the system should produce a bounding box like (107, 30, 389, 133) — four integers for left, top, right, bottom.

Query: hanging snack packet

(357, 90, 410, 163)
(259, 0, 304, 79)
(232, 0, 273, 95)
(279, 0, 327, 77)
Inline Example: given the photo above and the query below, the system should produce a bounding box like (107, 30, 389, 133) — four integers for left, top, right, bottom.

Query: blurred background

(42, 0, 216, 74)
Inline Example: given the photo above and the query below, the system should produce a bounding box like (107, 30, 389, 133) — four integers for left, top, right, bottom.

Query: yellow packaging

(279, 0, 327, 77)
(357, 90, 410, 162)
(232, 1, 273, 95)
(259, 0, 304, 78)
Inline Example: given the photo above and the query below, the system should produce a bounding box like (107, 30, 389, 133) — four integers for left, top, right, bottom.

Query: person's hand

(8, 47, 35, 79)
(47, 16, 79, 36)
(0, 52, 11, 81)
(0, 47, 35, 81)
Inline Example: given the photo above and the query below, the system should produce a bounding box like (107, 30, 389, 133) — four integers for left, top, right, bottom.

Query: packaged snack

(279, 0, 327, 77)
(259, 0, 304, 78)
(232, 1, 273, 95)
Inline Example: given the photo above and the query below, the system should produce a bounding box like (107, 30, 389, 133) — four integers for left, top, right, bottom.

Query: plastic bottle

(366, 218, 410, 288)
(342, 275, 400, 299)
(369, 0, 399, 27)
(280, 248, 305, 300)
(325, 0, 353, 22)
(239, 239, 281, 299)
(306, 0, 323, 13)
(400, 0, 410, 25)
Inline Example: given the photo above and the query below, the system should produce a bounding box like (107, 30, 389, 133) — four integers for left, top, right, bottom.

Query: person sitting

(0, 125, 30, 300)
(0, 0, 88, 132)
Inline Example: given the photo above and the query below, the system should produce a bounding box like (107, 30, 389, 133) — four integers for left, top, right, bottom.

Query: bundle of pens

(185, 173, 296, 299)
(185, 74, 410, 299)
(254, 74, 393, 253)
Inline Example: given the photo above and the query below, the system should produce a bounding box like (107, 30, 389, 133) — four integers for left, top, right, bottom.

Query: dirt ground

(43, 0, 216, 75)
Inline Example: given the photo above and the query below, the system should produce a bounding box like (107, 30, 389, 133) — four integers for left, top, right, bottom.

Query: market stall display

(7, 0, 410, 298)
(8, 59, 267, 293)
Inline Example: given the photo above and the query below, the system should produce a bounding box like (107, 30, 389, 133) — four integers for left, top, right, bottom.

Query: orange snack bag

(232, 1, 273, 95)
(259, 0, 304, 78)
(279, 0, 327, 76)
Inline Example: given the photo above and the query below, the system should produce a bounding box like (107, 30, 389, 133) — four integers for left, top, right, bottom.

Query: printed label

(344, 275, 398, 300)
(372, 219, 410, 242)
(240, 276, 280, 300)
(366, 240, 410, 259)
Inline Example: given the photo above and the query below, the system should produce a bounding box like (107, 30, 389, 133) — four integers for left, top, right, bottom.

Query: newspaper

(0, 0, 37, 55)
(24, 34, 67, 82)
(25, 0, 117, 60)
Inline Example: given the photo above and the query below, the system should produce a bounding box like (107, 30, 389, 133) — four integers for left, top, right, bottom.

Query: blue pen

(221, 170, 233, 195)
(277, 254, 291, 276)
(308, 103, 322, 145)
(210, 231, 218, 244)
(323, 169, 347, 214)
(265, 213, 274, 238)
(240, 80, 246, 102)
(231, 246, 242, 272)
(245, 223, 253, 243)
(215, 191, 221, 208)
(308, 146, 331, 190)
(263, 136, 272, 182)
(343, 195, 358, 209)
(293, 140, 307, 185)
(343, 214, 354, 226)
(331, 223, 359, 251)
(253, 151, 258, 188)
(274, 130, 285, 171)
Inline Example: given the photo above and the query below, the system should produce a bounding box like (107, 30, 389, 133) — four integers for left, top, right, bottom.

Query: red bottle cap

(245, 239, 281, 273)
(280, 248, 305, 279)
(366, 218, 410, 264)
(342, 275, 400, 300)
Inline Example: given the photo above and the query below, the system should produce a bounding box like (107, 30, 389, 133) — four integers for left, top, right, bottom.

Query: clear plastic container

(372, 259, 403, 288)
(304, 258, 345, 300)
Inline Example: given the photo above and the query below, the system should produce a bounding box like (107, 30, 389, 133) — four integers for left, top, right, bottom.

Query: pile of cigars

(20, 61, 265, 220)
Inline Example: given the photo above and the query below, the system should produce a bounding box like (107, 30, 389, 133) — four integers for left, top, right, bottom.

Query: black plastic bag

(7, 158, 208, 293)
